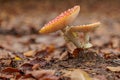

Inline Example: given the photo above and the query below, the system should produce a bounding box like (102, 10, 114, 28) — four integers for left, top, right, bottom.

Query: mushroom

(69, 22, 101, 48)
(39, 5, 80, 34)
(39, 5, 81, 48)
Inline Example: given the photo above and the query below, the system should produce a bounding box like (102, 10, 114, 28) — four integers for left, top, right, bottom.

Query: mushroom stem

(84, 32, 92, 48)
(62, 27, 82, 48)
(84, 32, 89, 43)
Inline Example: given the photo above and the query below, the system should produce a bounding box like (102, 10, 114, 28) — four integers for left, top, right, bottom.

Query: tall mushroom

(39, 5, 81, 48)
(69, 22, 100, 48)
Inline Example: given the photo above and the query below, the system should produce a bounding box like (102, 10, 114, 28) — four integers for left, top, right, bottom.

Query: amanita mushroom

(69, 22, 101, 48)
(39, 5, 80, 34)
(39, 5, 81, 47)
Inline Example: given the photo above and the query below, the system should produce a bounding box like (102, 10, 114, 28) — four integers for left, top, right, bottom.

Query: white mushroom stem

(84, 32, 89, 43)
(84, 32, 93, 48)
(62, 27, 82, 48)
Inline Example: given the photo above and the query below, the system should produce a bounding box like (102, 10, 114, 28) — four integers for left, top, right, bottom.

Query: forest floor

(0, 1, 120, 80)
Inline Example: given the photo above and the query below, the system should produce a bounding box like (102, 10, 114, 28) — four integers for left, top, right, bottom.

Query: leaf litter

(0, 1, 120, 80)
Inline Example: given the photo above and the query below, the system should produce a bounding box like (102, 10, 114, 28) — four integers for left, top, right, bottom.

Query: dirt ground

(0, 0, 120, 80)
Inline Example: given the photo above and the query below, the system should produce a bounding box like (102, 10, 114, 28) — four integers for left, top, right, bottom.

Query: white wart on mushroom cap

(39, 5, 80, 34)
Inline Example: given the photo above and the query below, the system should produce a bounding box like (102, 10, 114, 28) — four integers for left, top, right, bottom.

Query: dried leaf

(14, 56, 22, 61)
(107, 66, 120, 72)
(59, 51, 68, 60)
(66, 42, 76, 53)
(63, 69, 92, 80)
(20, 63, 33, 71)
(27, 70, 59, 80)
(30, 57, 47, 67)
(32, 64, 40, 70)
(93, 75, 107, 80)
(2, 67, 20, 73)
(23, 50, 36, 57)
(72, 48, 80, 57)
(46, 44, 55, 53)
(0, 50, 10, 59)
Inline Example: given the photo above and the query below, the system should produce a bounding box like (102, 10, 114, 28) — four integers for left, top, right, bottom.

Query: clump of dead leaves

(1, 67, 96, 80)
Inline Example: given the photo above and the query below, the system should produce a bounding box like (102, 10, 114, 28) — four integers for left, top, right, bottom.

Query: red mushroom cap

(39, 5, 80, 34)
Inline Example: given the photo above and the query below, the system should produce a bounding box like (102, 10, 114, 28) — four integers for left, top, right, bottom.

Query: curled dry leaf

(23, 50, 36, 57)
(63, 69, 92, 80)
(107, 66, 120, 72)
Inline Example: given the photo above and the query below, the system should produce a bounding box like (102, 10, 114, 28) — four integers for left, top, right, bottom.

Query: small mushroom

(39, 6, 81, 48)
(69, 22, 100, 48)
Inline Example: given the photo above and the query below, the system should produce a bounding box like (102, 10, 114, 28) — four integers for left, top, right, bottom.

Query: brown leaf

(93, 75, 107, 80)
(20, 63, 33, 71)
(59, 51, 68, 60)
(111, 37, 119, 48)
(63, 69, 92, 80)
(30, 57, 47, 67)
(0, 50, 10, 59)
(32, 64, 40, 70)
(23, 50, 36, 57)
(35, 49, 48, 58)
(72, 48, 80, 57)
(66, 42, 76, 53)
(27, 70, 59, 80)
(0, 73, 14, 79)
(107, 66, 120, 72)
(1, 59, 11, 66)
(101, 48, 120, 59)
(2, 67, 20, 73)
(46, 44, 55, 53)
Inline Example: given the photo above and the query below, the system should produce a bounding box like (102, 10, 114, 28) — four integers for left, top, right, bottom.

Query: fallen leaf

(20, 63, 33, 71)
(30, 57, 47, 67)
(14, 56, 22, 61)
(59, 51, 68, 60)
(0, 50, 10, 59)
(27, 70, 59, 80)
(93, 75, 107, 80)
(63, 69, 92, 80)
(23, 50, 36, 57)
(2, 67, 20, 73)
(66, 42, 76, 53)
(32, 64, 40, 70)
(110, 37, 119, 48)
(46, 44, 55, 53)
(107, 66, 120, 72)
(113, 59, 120, 65)
(72, 48, 80, 57)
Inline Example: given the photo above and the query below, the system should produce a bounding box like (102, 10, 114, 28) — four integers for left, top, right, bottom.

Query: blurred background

(0, 0, 119, 52)
(0, 0, 120, 35)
